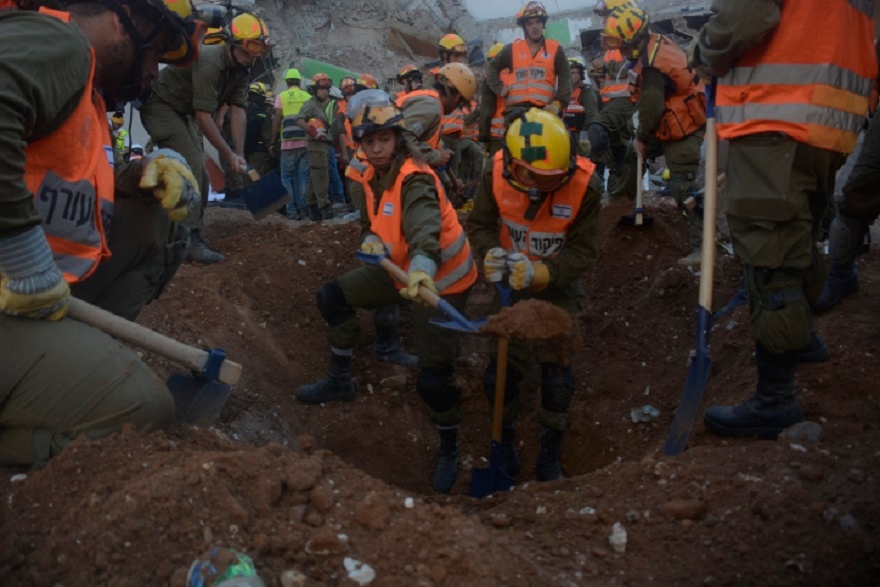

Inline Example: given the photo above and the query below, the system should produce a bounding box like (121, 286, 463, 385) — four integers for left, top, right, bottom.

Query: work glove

(506, 252, 551, 292)
(359, 235, 386, 256)
(483, 247, 507, 283)
(0, 225, 69, 320)
(139, 149, 200, 226)
(398, 255, 438, 305)
(543, 101, 563, 117)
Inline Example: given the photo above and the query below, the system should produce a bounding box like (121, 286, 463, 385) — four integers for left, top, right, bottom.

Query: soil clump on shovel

(481, 299, 574, 340)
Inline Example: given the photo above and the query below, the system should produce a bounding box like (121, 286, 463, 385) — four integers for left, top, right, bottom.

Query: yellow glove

(359, 235, 385, 256)
(399, 270, 437, 305)
(0, 276, 69, 320)
(483, 247, 507, 283)
(506, 253, 551, 292)
(543, 101, 563, 117)
(139, 149, 201, 225)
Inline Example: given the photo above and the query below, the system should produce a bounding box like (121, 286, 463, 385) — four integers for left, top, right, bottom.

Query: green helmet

(284, 68, 302, 81)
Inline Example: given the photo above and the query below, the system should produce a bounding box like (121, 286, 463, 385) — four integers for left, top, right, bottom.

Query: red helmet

(311, 73, 332, 88)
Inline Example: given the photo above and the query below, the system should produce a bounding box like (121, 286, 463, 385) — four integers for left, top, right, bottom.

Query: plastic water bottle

(187, 547, 265, 587)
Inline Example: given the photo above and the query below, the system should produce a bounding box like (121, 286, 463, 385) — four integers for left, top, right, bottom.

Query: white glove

(483, 247, 507, 283)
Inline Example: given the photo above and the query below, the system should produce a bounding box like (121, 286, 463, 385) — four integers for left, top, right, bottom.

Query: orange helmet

(396, 64, 422, 84)
(515, 1, 548, 26)
(355, 73, 379, 92)
(339, 76, 357, 97)
(311, 73, 332, 89)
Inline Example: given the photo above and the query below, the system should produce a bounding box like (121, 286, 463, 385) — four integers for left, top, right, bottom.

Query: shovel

(355, 251, 484, 333)
(663, 78, 718, 456)
(470, 283, 515, 498)
(240, 169, 292, 221)
(67, 298, 242, 425)
(619, 152, 654, 227)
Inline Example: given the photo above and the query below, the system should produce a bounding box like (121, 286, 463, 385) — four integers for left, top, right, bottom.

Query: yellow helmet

(436, 63, 476, 101)
(111, 111, 124, 125)
(487, 42, 504, 61)
(438, 33, 467, 55)
(593, 0, 639, 18)
(203, 26, 226, 45)
(150, 0, 205, 66)
(505, 108, 573, 192)
(602, 6, 648, 50)
(230, 13, 272, 56)
(568, 55, 587, 70)
(347, 90, 407, 140)
(515, 1, 548, 26)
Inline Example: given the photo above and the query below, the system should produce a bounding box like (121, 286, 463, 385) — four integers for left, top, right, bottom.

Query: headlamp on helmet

(347, 90, 406, 141)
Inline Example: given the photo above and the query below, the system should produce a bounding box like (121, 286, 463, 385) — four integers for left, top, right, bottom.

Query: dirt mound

(2, 200, 879, 586)
(482, 299, 574, 340)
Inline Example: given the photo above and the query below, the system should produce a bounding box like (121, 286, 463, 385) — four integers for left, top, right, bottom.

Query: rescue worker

(216, 102, 246, 209)
(424, 33, 468, 88)
(243, 82, 274, 177)
(296, 72, 336, 221)
(564, 55, 601, 156)
(140, 12, 272, 263)
(485, 2, 572, 117)
(0, 0, 206, 466)
(271, 68, 311, 221)
(129, 143, 145, 161)
(468, 108, 601, 481)
(325, 84, 348, 211)
(295, 90, 478, 494)
(394, 66, 453, 168)
(477, 41, 508, 157)
(397, 64, 424, 95)
(812, 117, 880, 312)
(690, 0, 877, 438)
(335, 75, 358, 169)
(588, 0, 640, 197)
(111, 110, 129, 161)
(603, 6, 707, 265)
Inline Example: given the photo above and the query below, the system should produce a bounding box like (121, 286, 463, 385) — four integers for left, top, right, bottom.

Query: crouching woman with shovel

(295, 89, 479, 493)
(467, 108, 602, 482)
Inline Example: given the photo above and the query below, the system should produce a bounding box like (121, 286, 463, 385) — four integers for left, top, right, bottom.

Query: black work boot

(812, 262, 858, 313)
(185, 231, 224, 264)
(704, 348, 803, 439)
(308, 205, 322, 221)
(499, 422, 521, 477)
(536, 427, 564, 482)
(295, 351, 356, 403)
(320, 204, 334, 220)
(432, 425, 459, 493)
(798, 331, 830, 363)
(371, 306, 418, 367)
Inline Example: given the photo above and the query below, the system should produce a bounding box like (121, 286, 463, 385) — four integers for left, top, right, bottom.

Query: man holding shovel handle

(468, 107, 602, 481)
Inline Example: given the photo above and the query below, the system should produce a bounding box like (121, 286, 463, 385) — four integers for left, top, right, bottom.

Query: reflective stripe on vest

(25, 10, 113, 283)
(564, 84, 586, 131)
(441, 107, 464, 136)
(358, 158, 477, 294)
(491, 150, 594, 261)
(280, 87, 310, 140)
(506, 38, 559, 108)
(396, 89, 443, 149)
(716, 0, 878, 154)
(461, 100, 479, 140)
(631, 34, 707, 142)
(490, 69, 513, 139)
(600, 50, 633, 102)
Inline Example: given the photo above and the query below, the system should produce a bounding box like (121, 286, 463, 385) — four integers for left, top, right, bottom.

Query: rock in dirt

(662, 499, 706, 521)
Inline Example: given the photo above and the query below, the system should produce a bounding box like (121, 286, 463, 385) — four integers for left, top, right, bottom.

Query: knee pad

(417, 366, 459, 415)
(540, 362, 575, 414)
(745, 265, 812, 354)
(316, 279, 354, 327)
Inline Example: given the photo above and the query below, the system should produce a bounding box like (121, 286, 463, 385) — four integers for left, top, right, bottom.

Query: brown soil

(482, 299, 574, 340)
(2, 197, 879, 587)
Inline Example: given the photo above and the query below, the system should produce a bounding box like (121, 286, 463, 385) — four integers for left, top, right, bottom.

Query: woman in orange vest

(468, 108, 602, 482)
(604, 6, 707, 265)
(296, 90, 478, 494)
(690, 0, 878, 439)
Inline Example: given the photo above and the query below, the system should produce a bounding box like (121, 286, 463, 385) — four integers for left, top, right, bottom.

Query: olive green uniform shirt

(692, 0, 782, 78)
(149, 44, 248, 115)
(399, 94, 444, 167)
(295, 96, 331, 141)
(486, 40, 573, 110)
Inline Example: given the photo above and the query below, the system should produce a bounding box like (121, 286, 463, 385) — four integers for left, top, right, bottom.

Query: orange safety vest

(441, 106, 464, 137)
(600, 49, 633, 102)
(395, 88, 442, 149)
(357, 158, 477, 294)
(631, 34, 706, 142)
(490, 69, 512, 140)
(24, 8, 114, 283)
(506, 38, 559, 108)
(716, 0, 878, 154)
(491, 151, 594, 261)
(564, 84, 586, 131)
(461, 100, 479, 141)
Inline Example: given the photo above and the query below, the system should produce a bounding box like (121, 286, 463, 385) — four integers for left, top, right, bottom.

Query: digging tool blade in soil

(241, 170, 292, 221)
(619, 152, 654, 227)
(67, 298, 241, 425)
(663, 79, 718, 456)
(355, 251, 484, 332)
(470, 336, 516, 497)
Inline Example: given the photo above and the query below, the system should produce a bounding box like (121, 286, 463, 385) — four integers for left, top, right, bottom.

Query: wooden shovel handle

(67, 298, 242, 385)
(378, 257, 442, 308)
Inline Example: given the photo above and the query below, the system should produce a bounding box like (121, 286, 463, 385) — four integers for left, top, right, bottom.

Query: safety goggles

(239, 38, 271, 57)
(508, 159, 568, 192)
